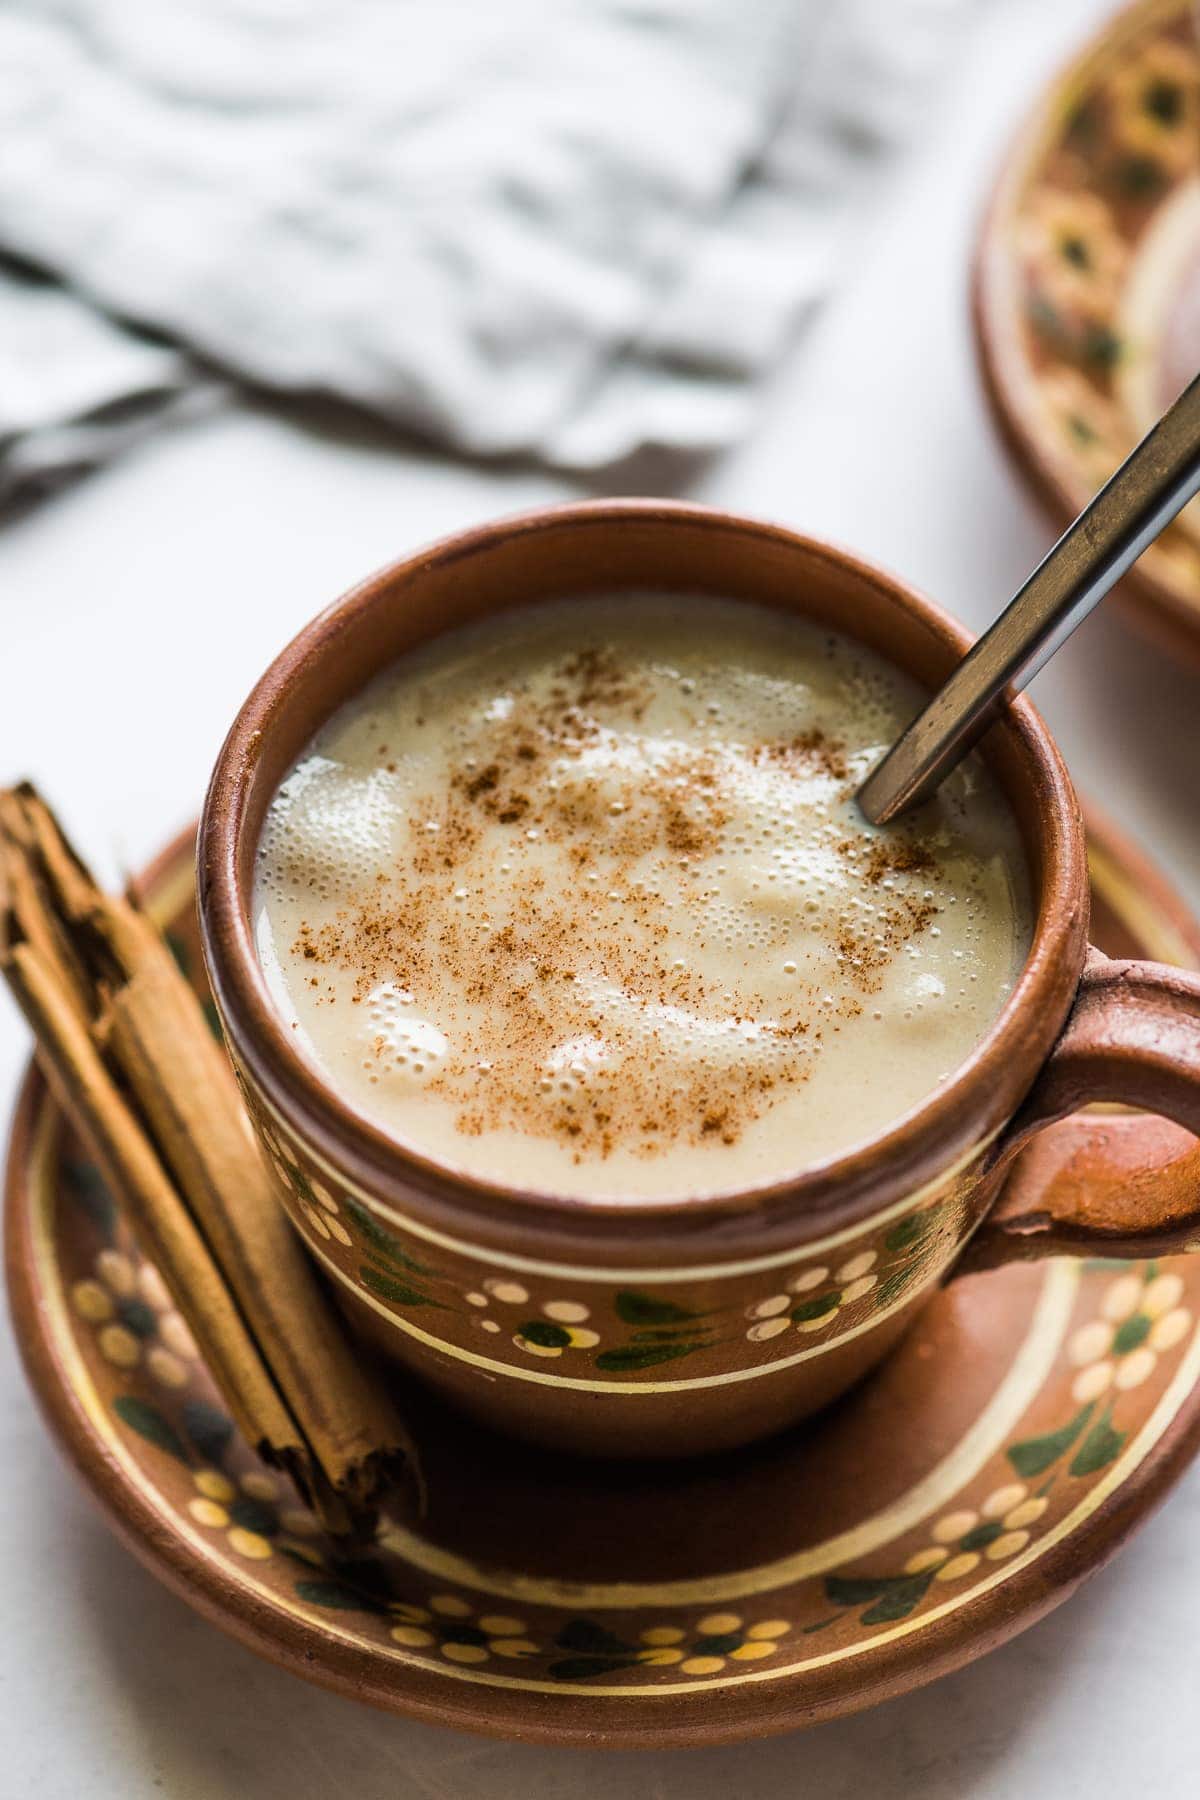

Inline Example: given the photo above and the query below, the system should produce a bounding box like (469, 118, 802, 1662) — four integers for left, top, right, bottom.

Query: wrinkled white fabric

(0, 0, 970, 497)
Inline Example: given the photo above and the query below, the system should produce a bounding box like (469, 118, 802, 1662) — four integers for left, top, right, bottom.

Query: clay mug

(198, 502, 1200, 1458)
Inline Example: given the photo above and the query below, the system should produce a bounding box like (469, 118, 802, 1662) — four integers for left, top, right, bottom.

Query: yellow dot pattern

(77, 1212, 1200, 1687)
(194, 1469, 236, 1503)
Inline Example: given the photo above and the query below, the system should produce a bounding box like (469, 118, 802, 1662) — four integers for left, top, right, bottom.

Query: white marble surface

(2, 2, 1198, 1792)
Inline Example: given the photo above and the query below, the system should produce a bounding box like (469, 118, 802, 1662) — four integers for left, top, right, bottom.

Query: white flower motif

(787, 1265, 828, 1293)
(746, 1294, 791, 1320)
(902, 1482, 1043, 1582)
(746, 1317, 790, 1343)
(836, 1250, 878, 1283)
(1070, 1268, 1193, 1404)
(1068, 1320, 1113, 1366)
(1143, 1273, 1184, 1318)
(1101, 1273, 1143, 1323)
(483, 1278, 529, 1305)
(543, 1300, 590, 1323)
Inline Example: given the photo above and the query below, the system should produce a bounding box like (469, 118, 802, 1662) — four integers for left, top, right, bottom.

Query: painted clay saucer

(974, 0, 1200, 664)
(6, 811, 1200, 1749)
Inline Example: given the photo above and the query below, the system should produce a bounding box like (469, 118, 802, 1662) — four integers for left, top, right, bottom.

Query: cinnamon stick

(0, 784, 418, 1534)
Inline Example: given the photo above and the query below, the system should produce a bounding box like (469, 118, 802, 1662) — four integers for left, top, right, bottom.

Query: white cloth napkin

(0, 0, 969, 500)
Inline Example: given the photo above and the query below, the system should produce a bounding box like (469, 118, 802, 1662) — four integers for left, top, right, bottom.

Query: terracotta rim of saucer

(7, 809, 1200, 1749)
(198, 500, 1086, 1264)
(972, 0, 1200, 668)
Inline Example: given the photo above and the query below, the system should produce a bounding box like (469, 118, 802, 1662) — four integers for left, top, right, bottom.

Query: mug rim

(198, 499, 1088, 1254)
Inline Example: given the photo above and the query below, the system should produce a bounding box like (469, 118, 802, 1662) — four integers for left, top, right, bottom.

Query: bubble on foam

(259, 756, 403, 907)
(356, 982, 449, 1086)
(909, 972, 946, 1004)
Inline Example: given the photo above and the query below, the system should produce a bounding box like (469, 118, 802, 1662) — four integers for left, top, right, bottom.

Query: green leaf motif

(1007, 1403, 1094, 1478)
(229, 1495, 278, 1535)
(824, 1574, 893, 1607)
(875, 1262, 925, 1310)
(277, 1545, 323, 1573)
(1082, 324, 1122, 371)
(333, 1557, 398, 1608)
(295, 1580, 376, 1613)
(1026, 293, 1064, 346)
(861, 1572, 936, 1626)
(555, 1619, 634, 1657)
(116, 1297, 159, 1339)
(1070, 1414, 1127, 1478)
(791, 1291, 840, 1324)
(182, 1399, 234, 1464)
(549, 1657, 637, 1682)
(613, 1291, 700, 1327)
(693, 1632, 743, 1657)
(595, 1340, 708, 1373)
(441, 1625, 490, 1649)
(343, 1196, 432, 1274)
(359, 1265, 442, 1309)
(517, 1320, 571, 1349)
(66, 1160, 116, 1240)
(1112, 1313, 1150, 1356)
(959, 1520, 1004, 1553)
(884, 1210, 936, 1254)
(288, 1162, 316, 1205)
(825, 1570, 936, 1625)
(113, 1395, 189, 1463)
(1116, 153, 1165, 199)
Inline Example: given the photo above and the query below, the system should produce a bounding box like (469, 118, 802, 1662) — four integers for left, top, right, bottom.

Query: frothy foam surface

(254, 595, 1032, 1198)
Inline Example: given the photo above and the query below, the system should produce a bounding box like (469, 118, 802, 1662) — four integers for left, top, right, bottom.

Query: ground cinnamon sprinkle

(755, 728, 849, 782)
(863, 839, 935, 884)
(285, 643, 948, 1163)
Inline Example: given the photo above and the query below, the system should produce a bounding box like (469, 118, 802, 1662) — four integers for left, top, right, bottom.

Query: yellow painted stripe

(304, 1227, 954, 1393)
(369, 1311, 1200, 1699)
(29, 1099, 1200, 1699)
(375, 1261, 1076, 1606)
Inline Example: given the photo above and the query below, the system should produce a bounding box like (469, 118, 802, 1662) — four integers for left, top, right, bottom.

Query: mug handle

(957, 949, 1200, 1274)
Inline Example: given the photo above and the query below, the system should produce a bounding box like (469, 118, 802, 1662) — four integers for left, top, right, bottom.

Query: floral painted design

(815, 1262, 1181, 1634)
(744, 1250, 878, 1344)
(1067, 1264, 1192, 1403)
(1036, 367, 1132, 486)
(1019, 188, 1129, 325)
(387, 1598, 540, 1666)
(42, 1051, 1200, 1701)
(183, 1464, 321, 1564)
(295, 1574, 795, 1682)
(65, 1158, 212, 1398)
(72, 1241, 199, 1390)
(991, 1, 1200, 619)
(743, 1195, 965, 1348)
(32, 840, 1200, 1731)
(511, 1303, 601, 1360)
(243, 1068, 976, 1386)
(542, 1612, 793, 1681)
(1106, 38, 1199, 179)
(815, 1481, 1050, 1632)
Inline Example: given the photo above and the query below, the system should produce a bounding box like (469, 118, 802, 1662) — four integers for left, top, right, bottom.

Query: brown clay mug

(198, 501, 1200, 1459)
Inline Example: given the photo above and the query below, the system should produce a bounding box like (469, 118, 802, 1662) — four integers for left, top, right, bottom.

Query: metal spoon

(857, 371, 1200, 826)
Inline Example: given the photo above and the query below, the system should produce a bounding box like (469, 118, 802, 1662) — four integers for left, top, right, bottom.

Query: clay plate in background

(4, 809, 1200, 1748)
(974, 0, 1200, 666)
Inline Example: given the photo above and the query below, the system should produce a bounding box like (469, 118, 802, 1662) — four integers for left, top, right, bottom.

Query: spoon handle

(857, 371, 1200, 826)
